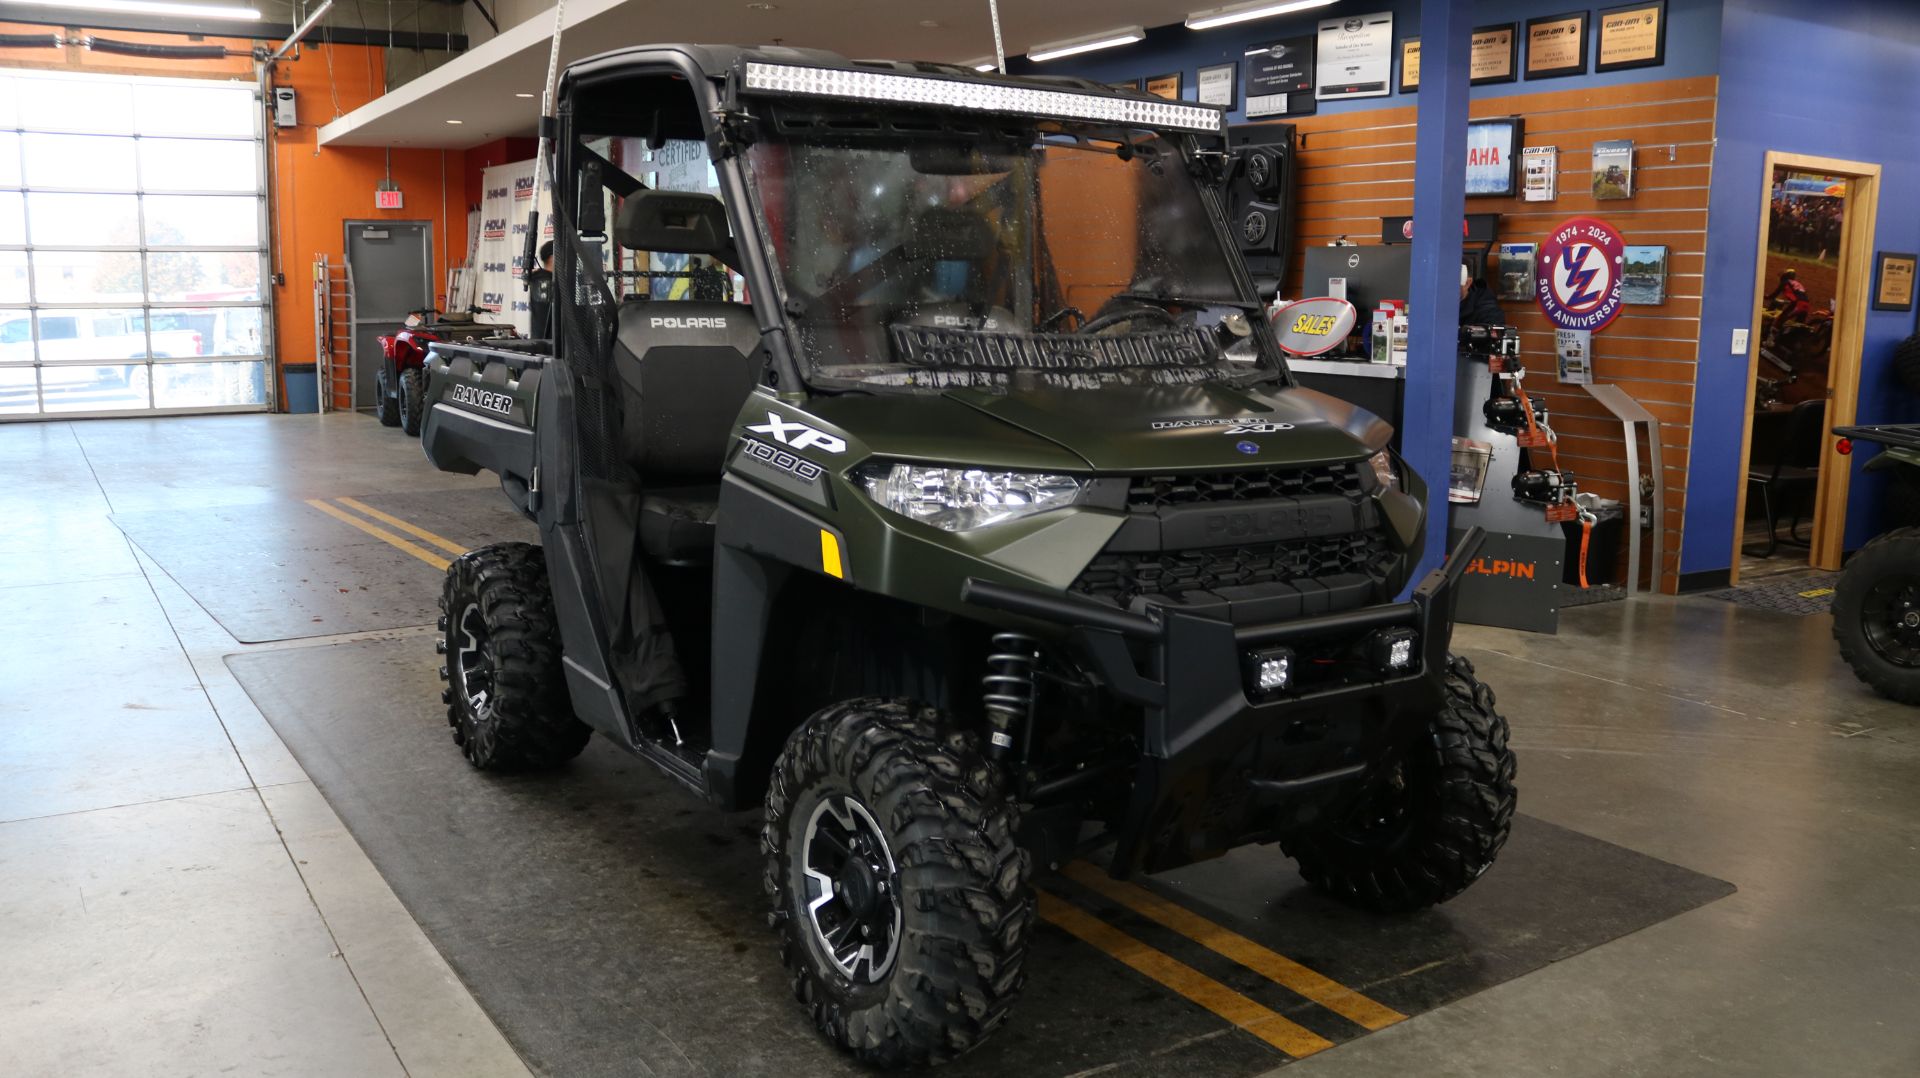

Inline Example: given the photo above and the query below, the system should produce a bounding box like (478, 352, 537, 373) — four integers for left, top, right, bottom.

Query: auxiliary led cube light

(1243, 646, 1295, 700)
(1367, 628, 1419, 674)
(740, 62, 1227, 134)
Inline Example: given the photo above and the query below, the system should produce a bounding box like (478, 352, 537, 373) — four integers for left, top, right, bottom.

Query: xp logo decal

(747, 412, 846, 454)
(739, 438, 825, 482)
(1537, 216, 1625, 332)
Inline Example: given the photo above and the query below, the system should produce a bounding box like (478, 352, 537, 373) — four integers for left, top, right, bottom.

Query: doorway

(1733, 152, 1882, 583)
(345, 220, 433, 411)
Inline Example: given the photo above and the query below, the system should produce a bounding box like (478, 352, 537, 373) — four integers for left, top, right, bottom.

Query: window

(0, 68, 268, 418)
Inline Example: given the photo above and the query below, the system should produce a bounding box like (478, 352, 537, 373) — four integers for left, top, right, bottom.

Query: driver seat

(609, 189, 760, 564)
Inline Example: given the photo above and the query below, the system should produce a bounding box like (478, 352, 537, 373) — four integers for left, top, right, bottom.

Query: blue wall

(1684, 0, 1920, 575)
(1009, 0, 1722, 122)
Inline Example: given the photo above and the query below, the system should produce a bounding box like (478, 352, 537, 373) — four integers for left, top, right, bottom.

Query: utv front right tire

(437, 542, 590, 769)
(763, 699, 1032, 1068)
(1833, 527, 1920, 704)
(1284, 654, 1516, 913)
(375, 367, 400, 427)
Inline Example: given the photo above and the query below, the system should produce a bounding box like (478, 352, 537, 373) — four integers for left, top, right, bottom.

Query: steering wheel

(1077, 303, 1180, 335)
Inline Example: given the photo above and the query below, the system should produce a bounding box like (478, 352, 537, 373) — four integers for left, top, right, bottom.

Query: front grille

(1128, 463, 1362, 511)
(1072, 531, 1394, 607)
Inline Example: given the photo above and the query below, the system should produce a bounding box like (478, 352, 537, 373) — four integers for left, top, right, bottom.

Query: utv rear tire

(1284, 655, 1516, 914)
(375, 367, 400, 427)
(1833, 527, 1920, 704)
(438, 542, 590, 769)
(763, 699, 1031, 1068)
(399, 367, 426, 436)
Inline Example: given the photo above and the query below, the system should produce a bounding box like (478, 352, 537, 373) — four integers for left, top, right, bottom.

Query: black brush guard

(963, 527, 1486, 876)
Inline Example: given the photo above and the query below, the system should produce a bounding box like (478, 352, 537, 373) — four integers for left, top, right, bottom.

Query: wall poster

(1471, 24, 1518, 85)
(1197, 62, 1237, 108)
(1597, 0, 1668, 72)
(1315, 12, 1393, 100)
(1398, 37, 1420, 93)
(1526, 11, 1589, 79)
(1244, 35, 1314, 117)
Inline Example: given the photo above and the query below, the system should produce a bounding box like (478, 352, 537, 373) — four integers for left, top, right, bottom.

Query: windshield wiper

(1114, 289, 1261, 312)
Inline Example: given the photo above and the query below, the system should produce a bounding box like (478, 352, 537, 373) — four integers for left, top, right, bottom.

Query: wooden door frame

(1729, 151, 1881, 583)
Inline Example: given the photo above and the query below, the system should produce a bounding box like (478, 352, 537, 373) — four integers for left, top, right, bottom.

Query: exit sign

(375, 188, 404, 210)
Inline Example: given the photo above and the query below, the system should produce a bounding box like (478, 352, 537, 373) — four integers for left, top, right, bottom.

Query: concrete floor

(3, 412, 1918, 1076)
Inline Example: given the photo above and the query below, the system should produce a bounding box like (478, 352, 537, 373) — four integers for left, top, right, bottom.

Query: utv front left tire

(399, 367, 426, 436)
(375, 367, 400, 427)
(1284, 654, 1517, 914)
(763, 699, 1032, 1067)
(437, 542, 590, 770)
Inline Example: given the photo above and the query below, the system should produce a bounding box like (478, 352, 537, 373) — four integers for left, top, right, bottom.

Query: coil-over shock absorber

(982, 632, 1039, 760)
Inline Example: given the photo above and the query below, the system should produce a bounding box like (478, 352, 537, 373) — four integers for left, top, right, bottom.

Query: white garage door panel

(0, 67, 270, 420)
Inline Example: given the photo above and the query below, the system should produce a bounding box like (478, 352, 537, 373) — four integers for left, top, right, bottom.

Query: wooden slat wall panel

(1275, 75, 1716, 592)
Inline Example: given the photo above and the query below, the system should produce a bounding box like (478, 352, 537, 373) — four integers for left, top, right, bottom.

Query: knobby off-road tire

(1284, 655, 1517, 914)
(399, 367, 426, 436)
(1833, 526, 1920, 704)
(437, 542, 591, 769)
(375, 367, 400, 427)
(763, 699, 1032, 1068)
(1892, 332, 1920, 395)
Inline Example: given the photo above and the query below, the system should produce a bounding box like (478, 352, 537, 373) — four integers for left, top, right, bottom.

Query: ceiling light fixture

(963, 56, 997, 72)
(514, 92, 534, 98)
(1026, 25, 1145, 63)
(12, 0, 261, 18)
(445, 119, 464, 124)
(1185, 0, 1336, 32)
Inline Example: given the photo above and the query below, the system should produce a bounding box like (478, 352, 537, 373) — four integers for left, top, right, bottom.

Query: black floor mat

(228, 639, 1735, 1077)
(113, 491, 535, 642)
(1699, 571, 1840, 616)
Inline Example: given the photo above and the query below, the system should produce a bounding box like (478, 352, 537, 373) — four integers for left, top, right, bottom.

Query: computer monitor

(1301, 244, 1413, 336)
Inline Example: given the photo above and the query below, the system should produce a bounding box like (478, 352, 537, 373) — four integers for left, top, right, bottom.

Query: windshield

(743, 110, 1270, 389)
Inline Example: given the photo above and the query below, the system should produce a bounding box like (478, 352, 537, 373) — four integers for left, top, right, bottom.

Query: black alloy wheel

(799, 794, 903, 986)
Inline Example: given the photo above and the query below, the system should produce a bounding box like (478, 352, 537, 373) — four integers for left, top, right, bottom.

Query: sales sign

(1537, 216, 1626, 332)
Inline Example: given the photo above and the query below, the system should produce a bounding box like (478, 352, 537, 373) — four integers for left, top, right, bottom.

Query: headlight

(859, 463, 1085, 531)
(1367, 450, 1400, 492)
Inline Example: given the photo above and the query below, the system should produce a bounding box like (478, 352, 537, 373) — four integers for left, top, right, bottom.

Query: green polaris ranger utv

(417, 44, 1516, 1067)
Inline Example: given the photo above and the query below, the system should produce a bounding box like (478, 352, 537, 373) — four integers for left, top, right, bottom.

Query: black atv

(1833, 424, 1920, 703)
(417, 44, 1515, 1067)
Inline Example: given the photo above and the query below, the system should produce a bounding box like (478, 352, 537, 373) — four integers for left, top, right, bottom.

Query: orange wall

(0, 25, 468, 409)
(268, 43, 464, 402)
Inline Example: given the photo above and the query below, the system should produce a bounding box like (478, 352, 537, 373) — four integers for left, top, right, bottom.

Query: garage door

(0, 68, 269, 419)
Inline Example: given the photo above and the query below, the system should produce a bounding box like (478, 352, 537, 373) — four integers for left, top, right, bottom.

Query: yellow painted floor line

(307, 498, 451, 571)
(1035, 891, 1335, 1059)
(334, 496, 469, 556)
(1062, 861, 1406, 1031)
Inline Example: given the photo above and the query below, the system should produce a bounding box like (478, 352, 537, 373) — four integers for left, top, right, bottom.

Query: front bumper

(963, 527, 1485, 875)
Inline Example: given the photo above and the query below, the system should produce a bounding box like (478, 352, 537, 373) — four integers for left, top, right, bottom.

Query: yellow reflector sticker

(820, 530, 844, 579)
(1799, 587, 1835, 598)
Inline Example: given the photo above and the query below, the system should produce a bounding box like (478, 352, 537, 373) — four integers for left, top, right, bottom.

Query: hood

(940, 381, 1393, 473)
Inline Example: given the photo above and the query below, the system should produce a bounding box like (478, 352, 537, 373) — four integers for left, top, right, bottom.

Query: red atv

(376, 309, 512, 435)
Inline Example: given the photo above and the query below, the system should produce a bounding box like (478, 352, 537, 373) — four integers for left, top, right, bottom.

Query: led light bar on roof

(740, 62, 1226, 134)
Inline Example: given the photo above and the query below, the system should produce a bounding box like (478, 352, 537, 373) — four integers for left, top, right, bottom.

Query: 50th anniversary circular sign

(1537, 216, 1626, 332)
